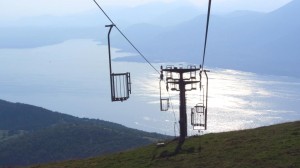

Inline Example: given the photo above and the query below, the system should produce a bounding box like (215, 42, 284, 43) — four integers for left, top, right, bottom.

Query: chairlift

(191, 108, 195, 125)
(179, 64, 183, 69)
(186, 79, 197, 91)
(195, 103, 205, 114)
(170, 82, 179, 91)
(191, 69, 209, 130)
(106, 24, 131, 102)
(191, 107, 206, 130)
(166, 65, 173, 80)
(188, 65, 197, 79)
(163, 65, 180, 91)
(160, 98, 170, 111)
(191, 80, 197, 90)
(159, 76, 169, 111)
(111, 72, 131, 102)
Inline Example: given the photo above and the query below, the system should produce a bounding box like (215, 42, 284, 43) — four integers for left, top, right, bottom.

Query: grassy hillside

(31, 121, 300, 168)
(0, 99, 80, 131)
(0, 99, 169, 167)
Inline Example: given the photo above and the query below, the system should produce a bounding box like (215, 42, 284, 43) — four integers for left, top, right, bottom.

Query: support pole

(106, 24, 115, 102)
(179, 72, 187, 142)
(204, 70, 209, 130)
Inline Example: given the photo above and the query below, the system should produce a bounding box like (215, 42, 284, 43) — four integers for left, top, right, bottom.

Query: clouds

(0, 0, 293, 20)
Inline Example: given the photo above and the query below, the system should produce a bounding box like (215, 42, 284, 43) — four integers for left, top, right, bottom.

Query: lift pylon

(160, 65, 201, 142)
(106, 24, 131, 102)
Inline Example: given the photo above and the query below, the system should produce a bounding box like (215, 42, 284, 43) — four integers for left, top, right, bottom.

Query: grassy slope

(31, 121, 300, 168)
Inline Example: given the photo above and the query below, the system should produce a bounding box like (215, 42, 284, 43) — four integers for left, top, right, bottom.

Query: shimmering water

(0, 39, 299, 135)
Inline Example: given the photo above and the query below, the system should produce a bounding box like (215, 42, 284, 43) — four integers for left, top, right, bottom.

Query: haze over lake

(0, 39, 299, 135)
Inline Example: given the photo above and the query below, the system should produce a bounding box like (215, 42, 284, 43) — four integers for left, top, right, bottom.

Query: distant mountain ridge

(0, 99, 169, 167)
(1, 0, 299, 77)
(0, 1, 201, 49)
(113, 0, 300, 77)
(0, 100, 79, 131)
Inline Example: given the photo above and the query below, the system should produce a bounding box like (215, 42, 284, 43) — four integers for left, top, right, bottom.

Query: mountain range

(113, 0, 300, 77)
(0, 0, 299, 77)
(0, 99, 169, 167)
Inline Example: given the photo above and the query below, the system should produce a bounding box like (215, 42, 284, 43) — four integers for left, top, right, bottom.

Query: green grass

(30, 121, 300, 168)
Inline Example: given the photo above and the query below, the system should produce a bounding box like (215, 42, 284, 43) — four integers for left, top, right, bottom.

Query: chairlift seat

(111, 72, 131, 102)
(160, 98, 170, 111)
(195, 104, 205, 114)
(191, 107, 206, 130)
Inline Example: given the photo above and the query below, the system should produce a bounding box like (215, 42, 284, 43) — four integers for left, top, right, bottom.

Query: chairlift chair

(160, 98, 170, 111)
(188, 65, 197, 79)
(159, 78, 170, 111)
(191, 70, 209, 130)
(195, 103, 205, 114)
(106, 24, 132, 102)
(111, 72, 131, 102)
(170, 82, 179, 91)
(166, 65, 173, 81)
(191, 107, 206, 130)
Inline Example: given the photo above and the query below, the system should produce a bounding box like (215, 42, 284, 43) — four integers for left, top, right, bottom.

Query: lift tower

(161, 65, 200, 142)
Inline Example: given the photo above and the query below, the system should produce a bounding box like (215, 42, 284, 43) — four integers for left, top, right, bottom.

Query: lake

(0, 39, 299, 136)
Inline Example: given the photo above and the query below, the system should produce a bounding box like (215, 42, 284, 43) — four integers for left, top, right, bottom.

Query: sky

(0, 0, 292, 20)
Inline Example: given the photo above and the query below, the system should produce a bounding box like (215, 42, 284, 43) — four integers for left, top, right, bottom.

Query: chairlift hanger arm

(106, 24, 114, 101)
(106, 24, 114, 76)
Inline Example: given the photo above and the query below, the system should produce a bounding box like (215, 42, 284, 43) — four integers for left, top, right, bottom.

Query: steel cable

(93, 0, 160, 74)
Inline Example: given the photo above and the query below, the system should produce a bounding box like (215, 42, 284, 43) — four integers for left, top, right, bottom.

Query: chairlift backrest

(160, 98, 170, 111)
(188, 65, 197, 79)
(111, 72, 131, 102)
(106, 24, 131, 102)
(170, 83, 179, 91)
(166, 65, 173, 80)
(195, 103, 205, 114)
(191, 107, 206, 130)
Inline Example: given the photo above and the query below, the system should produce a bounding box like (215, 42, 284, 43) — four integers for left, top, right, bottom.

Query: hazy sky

(0, 0, 293, 20)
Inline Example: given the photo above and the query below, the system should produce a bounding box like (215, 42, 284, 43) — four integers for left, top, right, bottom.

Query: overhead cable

(93, 0, 160, 74)
(201, 0, 212, 69)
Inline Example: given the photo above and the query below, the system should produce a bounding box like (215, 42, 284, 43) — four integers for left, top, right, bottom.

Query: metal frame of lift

(106, 24, 131, 102)
(191, 69, 209, 130)
(160, 65, 201, 142)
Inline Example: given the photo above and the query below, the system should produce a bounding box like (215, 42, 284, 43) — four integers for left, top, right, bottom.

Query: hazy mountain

(0, 11, 104, 48)
(1, 0, 299, 77)
(114, 0, 300, 77)
(208, 0, 300, 76)
(0, 99, 169, 167)
(0, 1, 201, 49)
(105, 1, 203, 26)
